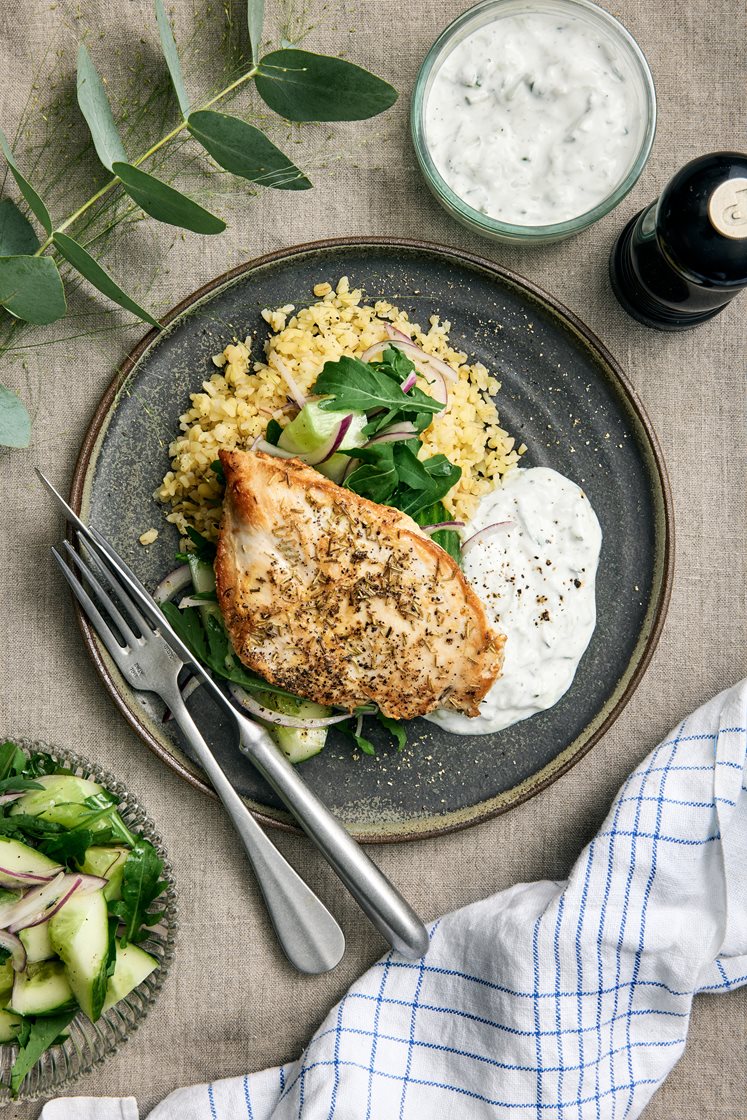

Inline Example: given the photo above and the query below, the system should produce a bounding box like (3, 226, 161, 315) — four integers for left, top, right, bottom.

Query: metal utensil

(52, 534, 345, 976)
(39, 471, 430, 960)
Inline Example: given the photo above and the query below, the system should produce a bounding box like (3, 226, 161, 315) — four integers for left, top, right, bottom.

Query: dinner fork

(51, 535, 345, 975)
(39, 472, 430, 961)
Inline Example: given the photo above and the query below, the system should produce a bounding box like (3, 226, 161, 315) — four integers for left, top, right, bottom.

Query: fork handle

(232, 710, 430, 961)
(165, 689, 345, 975)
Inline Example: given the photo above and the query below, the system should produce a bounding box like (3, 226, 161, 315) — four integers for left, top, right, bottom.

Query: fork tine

(62, 540, 140, 650)
(73, 532, 152, 639)
(51, 548, 128, 668)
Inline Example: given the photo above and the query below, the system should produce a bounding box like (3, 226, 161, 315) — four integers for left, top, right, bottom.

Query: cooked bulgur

(156, 277, 522, 540)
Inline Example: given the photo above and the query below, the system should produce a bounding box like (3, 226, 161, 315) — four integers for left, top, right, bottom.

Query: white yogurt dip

(424, 9, 646, 225)
(426, 467, 602, 735)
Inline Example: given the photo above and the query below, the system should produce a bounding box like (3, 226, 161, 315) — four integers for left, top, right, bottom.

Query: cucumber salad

(156, 340, 465, 762)
(0, 740, 167, 1095)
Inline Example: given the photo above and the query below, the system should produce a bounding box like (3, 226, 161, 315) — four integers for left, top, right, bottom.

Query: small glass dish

(411, 0, 657, 244)
(0, 740, 177, 1104)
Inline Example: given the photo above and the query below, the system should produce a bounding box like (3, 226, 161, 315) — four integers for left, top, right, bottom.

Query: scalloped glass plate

(0, 739, 177, 1104)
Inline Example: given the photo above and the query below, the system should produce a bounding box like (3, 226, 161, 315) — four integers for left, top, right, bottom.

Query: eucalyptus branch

(0, 0, 398, 448)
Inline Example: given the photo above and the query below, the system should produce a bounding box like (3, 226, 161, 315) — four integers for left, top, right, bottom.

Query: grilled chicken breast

(215, 450, 505, 720)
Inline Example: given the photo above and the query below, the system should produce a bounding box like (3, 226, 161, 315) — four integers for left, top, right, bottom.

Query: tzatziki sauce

(426, 467, 602, 736)
(424, 10, 645, 225)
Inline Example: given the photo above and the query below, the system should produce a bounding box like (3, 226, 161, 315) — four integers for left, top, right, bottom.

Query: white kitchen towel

(43, 678, 747, 1119)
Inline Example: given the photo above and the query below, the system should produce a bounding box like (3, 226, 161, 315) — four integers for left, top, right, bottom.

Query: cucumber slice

(0, 837, 61, 886)
(0, 1008, 22, 1042)
(19, 922, 54, 964)
(278, 400, 367, 482)
(255, 690, 329, 764)
(8, 960, 76, 1017)
(0, 959, 15, 1005)
(79, 846, 129, 902)
(102, 943, 157, 1013)
(48, 889, 109, 1022)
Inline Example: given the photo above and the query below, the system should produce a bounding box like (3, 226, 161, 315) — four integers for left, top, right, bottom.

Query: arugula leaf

(185, 526, 217, 562)
(376, 713, 407, 752)
(23, 752, 62, 778)
(265, 418, 282, 445)
(39, 828, 93, 867)
(0, 814, 65, 841)
(0, 741, 26, 780)
(414, 502, 462, 565)
(108, 838, 167, 946)
(343, 444, 398, 505)
(209, 458, 225, 484)
(0, 946, 10, 964)
(314, 356, 443, 418)
(10, 1010, 77, 1096)
(395, 457, 462, 518)
(373, 345, 415, 381)
(0, 776, 42, 794)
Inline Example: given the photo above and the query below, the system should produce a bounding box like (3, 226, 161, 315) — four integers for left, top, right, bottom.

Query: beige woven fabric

(0, 0, 745, 1115)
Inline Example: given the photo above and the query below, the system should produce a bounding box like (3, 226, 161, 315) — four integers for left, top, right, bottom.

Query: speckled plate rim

(69, 236, 674, 844)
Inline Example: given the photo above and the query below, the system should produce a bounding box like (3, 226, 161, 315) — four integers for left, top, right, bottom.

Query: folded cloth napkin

(43, 679, 747, 1120)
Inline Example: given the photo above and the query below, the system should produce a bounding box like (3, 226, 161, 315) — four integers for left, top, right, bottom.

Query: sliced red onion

(164, 675, 204, 722)
(153, 565, 192, 606)
(0, 929, 26, 972)
(384, 324, 411, 343)
(229, 685, 353, 728)
(177, 595, 211, 610)
(364, 422, 418, 447)
(12, 875, 84, 932)
(253, 439, 299, 459)
(400, 371, 417, 394)
(0, 872, 68, 931)
(461, 521, 513, 556)
(421, 521, 465, 535)
(76, 874, 108, 894)
(270, 355, 307, 409)
(355, 714, 364, 738)
(0, 865, 60, 886)
(0, 793, 25, 806)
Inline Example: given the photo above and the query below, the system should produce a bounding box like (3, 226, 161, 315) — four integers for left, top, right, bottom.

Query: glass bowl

(411, 0, 657, 244)
(0, 740, 177, 1104)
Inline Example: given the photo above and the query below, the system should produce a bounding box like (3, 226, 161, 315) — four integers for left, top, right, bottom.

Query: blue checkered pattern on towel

(49, 680, 747, 1120)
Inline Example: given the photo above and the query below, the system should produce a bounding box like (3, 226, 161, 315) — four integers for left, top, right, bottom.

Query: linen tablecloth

(0, 0, 744, 1115)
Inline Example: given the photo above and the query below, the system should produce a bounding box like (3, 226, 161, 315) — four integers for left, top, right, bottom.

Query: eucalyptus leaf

(155, 0, 190, 117)
(247, 0, 265, 64)
(113, 162, 225, 234)
(0, 384, 31, 448)
(0, 127, 52, 235)
(77, 45, 128, 171)
(188, 110, 311, 191)
(0, 255, 66, 324)
(256, 49, 397, 122)
(52, 232, 161, 327)
(0, 198, 39, 255)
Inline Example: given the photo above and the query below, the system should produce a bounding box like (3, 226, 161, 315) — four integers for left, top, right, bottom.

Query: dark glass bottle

(609, 152, 747, 330)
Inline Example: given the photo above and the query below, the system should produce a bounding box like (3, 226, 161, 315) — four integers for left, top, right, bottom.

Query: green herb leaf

(0, 777, 42, 794)
(247, 0, 265, 64)
(0, 742, 26, 781)
(52, 233, 161, 327)
(209, 458, 225, 483)
(377, 712, 407, 751)
(315, 356, 442, 418)
(0, 127, 53, 235)
(185, 526, 217, 562)
(108, 838, 167, 946)
(395, 457, 462, 518)
(188, 110, 311, 191)
(0, 198, 40, 255)
(10, 1010, 77, 1096)
(113, 162, 225, 234)
(343, 444, 399, 504)
(0, 255, 66, 324)
(39, 827, 93, 867)
(0, 814, 65, 842)
(76, 44, 128, 171)
(256, 49, 397, 122)
(0, 386, 31, 449)
(265, 418, 282, 445)
(414, 501, 462, 564)
(155, 0, 191, 117)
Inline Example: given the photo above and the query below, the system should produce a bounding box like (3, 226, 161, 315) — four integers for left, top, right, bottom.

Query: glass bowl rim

(0, 738, 178, 1105)
(410, 0, 658, 239)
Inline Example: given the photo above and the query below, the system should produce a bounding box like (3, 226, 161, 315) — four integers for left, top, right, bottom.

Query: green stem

(33, 65, 259, 256)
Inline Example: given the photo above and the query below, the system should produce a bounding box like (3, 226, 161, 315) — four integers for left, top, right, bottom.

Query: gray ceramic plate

(71, 238, 673, 843)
